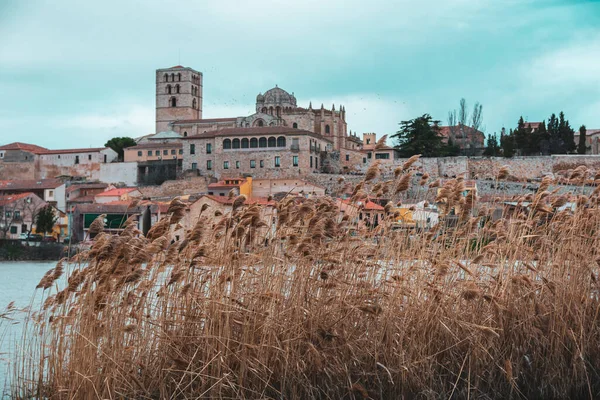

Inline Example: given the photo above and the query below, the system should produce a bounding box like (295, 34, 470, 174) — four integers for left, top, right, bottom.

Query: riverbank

(0, 240, 67, 261)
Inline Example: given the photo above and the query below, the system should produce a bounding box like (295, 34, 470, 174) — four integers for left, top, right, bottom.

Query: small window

(48, 190, 53, 197)
(224, 161, 229, 169)
(171, 97, 177, 107)
(260, 160, 264, 168)
(363, 157, 367, 164)
(164, 73, 168, 82)
(148, 150, 152, 156)
(206, 143, 212, 154)
(316, 157, 319, 168)
(88, 154, 92, 160)
(310, 156, 313, 168)
(325, 125, 330, 134)
(191, 162, 197, 170)
(346, 154, 349, 161)
(293, 156, 298, 167)
(250, 160, 256, 168)
(75, 155, 79, 164)
(155, 150, 160, 156)
(171, 73, 175, 81)
(138, 151, 142, 156)
(207, 160, 212, 170)
(257, 120, 264, 127)
(236, 161, 240, 169)
(167, 85, 172, 94)
(163, 150, 168, 155)
(293, 122, 298, 129)
(14, 211, 21, 219)
(176, 84, 180, 94)
(171, 149, 176, 155)
(177, 73, 181, 81)
(5, 211, 12, 218)
(190, 144, 195, 154)
(367, 152, 372, 159)
(192, 98, 197, 109)
(223, 139, 231, 149)
(10, 226, 17, 234)
(179, 149, 183, 155)
(366, 138, 371, 144)
(375, 153, 390, 160)
(275, 156, 281, 167)
(183, 131, 188, 137)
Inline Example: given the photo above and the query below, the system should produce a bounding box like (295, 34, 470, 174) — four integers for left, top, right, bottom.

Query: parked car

(42, 236, 57, 243)
(18, 233, 29, 240)
(28, 234, 43, 242)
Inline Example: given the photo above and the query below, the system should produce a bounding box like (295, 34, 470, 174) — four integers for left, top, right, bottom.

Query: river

(0, 261, 57, 398)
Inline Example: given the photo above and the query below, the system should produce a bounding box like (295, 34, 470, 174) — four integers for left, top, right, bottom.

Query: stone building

(0, 192, 47, 239)
(181, 126, 332, 179)
(155, 66, 203, 133)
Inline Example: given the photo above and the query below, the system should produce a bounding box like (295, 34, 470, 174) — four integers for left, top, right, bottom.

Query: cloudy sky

(0, 0, 599, 149)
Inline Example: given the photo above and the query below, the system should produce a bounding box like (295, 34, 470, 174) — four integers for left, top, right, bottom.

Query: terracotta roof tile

(0, 192, 38, 206)
(0, 142, 48, 154)
(0, 179, 64, 190)
(95, 188, 138, 197)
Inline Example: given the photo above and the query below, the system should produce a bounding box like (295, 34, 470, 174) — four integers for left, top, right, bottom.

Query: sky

(0, 0, 599, 149)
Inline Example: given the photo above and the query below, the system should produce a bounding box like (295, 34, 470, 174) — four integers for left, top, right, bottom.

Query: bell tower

(155, 66, 203, 133)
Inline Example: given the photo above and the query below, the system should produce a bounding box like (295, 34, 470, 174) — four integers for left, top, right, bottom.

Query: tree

(501, 129, 516, 158)
(578, 125, 587, 155)
(483, 133, 500, 157)
(35, 206, 58, 236)
(558, 112, 576, 153)
(392, 114, 446, 157)
(447, 98, 484, 155)
(104, 137, 137, 161)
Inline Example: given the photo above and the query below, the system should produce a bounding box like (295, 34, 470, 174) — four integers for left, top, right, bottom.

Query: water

(0, 261, 56, 397)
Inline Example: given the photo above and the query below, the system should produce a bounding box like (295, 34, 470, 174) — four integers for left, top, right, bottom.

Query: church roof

(149, 130, 182, 140)
(258, 86, 297, 106)
(182, 126, 332, 142)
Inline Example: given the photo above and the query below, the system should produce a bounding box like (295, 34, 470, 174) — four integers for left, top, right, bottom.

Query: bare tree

(0, 195, 46, 239)
(459, 98, 469, 127)
(447, 110, 458, 141)
(471, 102, 483, 132)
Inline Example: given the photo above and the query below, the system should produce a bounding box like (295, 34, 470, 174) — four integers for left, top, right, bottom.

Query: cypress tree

(578, 125, 587, 155)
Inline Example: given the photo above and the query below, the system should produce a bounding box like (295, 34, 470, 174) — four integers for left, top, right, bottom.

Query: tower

(363, 133, 377, 150)
(155, 66, 203, 133)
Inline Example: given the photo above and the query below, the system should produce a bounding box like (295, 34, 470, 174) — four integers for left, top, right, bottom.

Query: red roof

(67, 195, 96, 203)
(40, 147, 107, 155)
(0, 192, 39, 206)
(95, 188, 138, 197)
(0, 142, 48, 154)
(171, 65, 184, 68)
(0, 179, 64, 191)
(66, 183, 109, 193)
(173, 117, 237, 124)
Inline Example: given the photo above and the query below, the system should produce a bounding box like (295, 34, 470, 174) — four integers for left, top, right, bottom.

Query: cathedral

(155, 65, 362, 152)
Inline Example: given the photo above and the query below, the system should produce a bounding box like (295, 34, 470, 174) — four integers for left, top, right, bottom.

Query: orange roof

(0, 192, 38, 206)
(0, 142, 48, 154)
(208, 178, 246, 189)
(339, 198, 384, 211)
(95, 188, 138, 197)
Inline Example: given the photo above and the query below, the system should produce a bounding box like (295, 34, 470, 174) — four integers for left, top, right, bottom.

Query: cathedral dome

(262, 86, 297, 107)
(256, 93, 265, 102)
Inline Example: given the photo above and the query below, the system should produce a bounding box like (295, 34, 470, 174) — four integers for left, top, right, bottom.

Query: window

(366, 138, 371, 144)
(277, 136, 286, 147)
(5, 211, 12, 218)
(167, 85, 172, 94)
(267, 137, 276, 147)
(88, 154, 92, 160)
(163, 150, 168, 155)
(171, 73, 175, 81)
(363, 157, 367, 164)
(171, 97, 177, 107)
(179, 149, 183, 155)
(75, 155, 79, 164)
(171, 149, 176, 155)
(148, 150, 152, 156)
(236, 161, 240, 169)
(223, 139, 231, 149)
(183, 131, 188, 137)
(191, 162, 198, 170)
(375, 153, 390, 159)
(138, 151, 142, 156)
(293, 122, 298, 129)
(205, 143, 212, 154)
(325, 125, 330, 134)
(316, 157, 319, 168)
(48, 190, 54, 197)
(274, 156, 281, 167)
(177, 73, 181, 81)
(224, 161, 229, 169)
(367, 152, 372, 159)
(259, 138, 267, 148)
(346, 154, 349, 161)
(241, 138, 249, 148)
(10, 226, 17, 234)
(14, 211, 20, 219)
(104, 154, 107, 163)
(250, 160, 256, 168)
(207, 160, 212, 170)
(192, 99, 197, 109)
(250, 138, 258, 148)
(232, 139, 240, 149)
(293, 156, 298, 167)
(155, 150, 160, 156)
(310, 156, 313, 168)
(260, 160, 264, 168)
(257, 120, 264, 127)
(190, 144, 195, 154)
(164, 73, 168, 82)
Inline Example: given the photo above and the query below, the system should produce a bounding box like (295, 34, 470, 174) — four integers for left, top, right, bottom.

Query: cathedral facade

(155, 65, 361, 152)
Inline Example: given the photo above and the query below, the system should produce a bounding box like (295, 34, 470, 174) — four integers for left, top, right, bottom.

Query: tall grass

(11, 163, 600, 399)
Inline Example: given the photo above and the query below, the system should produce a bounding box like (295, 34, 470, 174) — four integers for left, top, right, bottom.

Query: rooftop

(127, 142, 183, 150)
(0, 179, 65, 191)
(183, 126, 332, 142)
(203, 194, 275, 206)
(0, 192, 38, 207)
(0, 142, 48, 154)
(95, 188, 139, 197)
(66, 183, 109, 193)
(172, 117, 238, 125)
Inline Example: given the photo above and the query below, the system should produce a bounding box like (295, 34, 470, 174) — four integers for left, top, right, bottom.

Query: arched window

(176, 84, 180, 94)
(177, 73, 181, 81)
(325, 125, 330, 134)
(259, 137, 267, 148)
(250, 138, 258, 148)
(277, 136, 286, 147)
(223, 139, 231, 149)
(192, 99, 197, 109)
(166, 85, 172, 94)
(269, 106, 274, 115)
(268, 137, 277, 147)
(261, 107, 267, 114)
(170, 97, 177, 107)
(241, 138, 249, 148)
(293, 122, 298, 129)
(276, 106, 281, 117)
(183, 131, 188, 137)
(171, 73, 175, 81)
(232, 138, 240, 149)
(164, 73, 168, 82)
(257, 120, 264, 127)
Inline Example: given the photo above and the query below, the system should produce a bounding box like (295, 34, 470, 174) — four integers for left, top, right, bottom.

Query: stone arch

(268, 137, 277, 147)
(223, 139, 231, 149)
(250, 138, 258, 148)
(259, 137, 267, 148)
(254, 119, 265, 127)
(325, 124, 330, 134)
(232, 138, 240, 149)
(293, 122, 298, 129)
(241, 138, 249, 148)
(166, 85, 172, 94)
(277, 136, 286, 147)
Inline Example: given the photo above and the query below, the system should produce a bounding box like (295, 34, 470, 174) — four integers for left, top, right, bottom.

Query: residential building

(207, 178, 253, 197)
(124, 141, 183, 185)
(0, 192, 46, 239)
(0, 179, 66, 212)
(574, 129, 600, 154)
(337, 198, 385, 229)
(94, 188, 141, 204)
(438, 124, 485, 155)
(251, 178, 326, 198)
